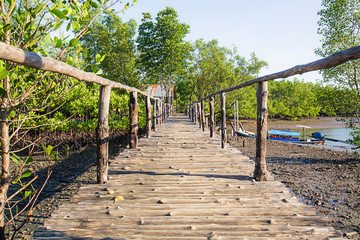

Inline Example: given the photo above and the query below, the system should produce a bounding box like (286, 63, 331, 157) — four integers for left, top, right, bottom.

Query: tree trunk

(0, 28, 10, 239)
(129, 92, 138, 149)
(209, 97, 215, 138)
(96, 85, 111, 184)
(146, 96, 152, 138)
(221, 93, 226, 148)
(254, 81, 271, 181)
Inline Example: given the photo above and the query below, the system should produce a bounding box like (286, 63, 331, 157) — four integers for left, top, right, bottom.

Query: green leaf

(21, 170, 32, 178)
(53, 21, 63, 31)
(10, 155, 20, 164)
(55, 39, 63, 48)
(0, 70, 9, 80)
(24, 190, 32, 198)
(90, 1, 98, 8)
(2, 23, 11, 33)
(69, 38, 79, 47)
(0, 87, 6, 95)
(66, 22, 71, 31)
(72, 22, 80, 31)
(51, 9, 66, 19)
(25, 157, 34, 164)
(42, 144, 53, 157)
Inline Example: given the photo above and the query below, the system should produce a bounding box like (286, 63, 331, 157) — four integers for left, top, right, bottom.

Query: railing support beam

(209, 97, 215, 137)
(201, 100, 205, 131)
(254, 81, 271, 181)
(96, 85, 111, 184)
(146, 96, 152, 138)
(129, 91, 138, 149)
(220, 92, 226, 148)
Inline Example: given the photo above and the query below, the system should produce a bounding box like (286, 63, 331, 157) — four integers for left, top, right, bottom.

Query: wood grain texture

(96, 85, 111, 183)
(254, 82, 271, 181)
(129, 92, 138, 149)
(33, 114, 341, 239)
(220, 93, 226, 149)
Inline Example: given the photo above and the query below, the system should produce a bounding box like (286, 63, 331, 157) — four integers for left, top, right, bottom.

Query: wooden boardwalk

(34, 114, 342, 239)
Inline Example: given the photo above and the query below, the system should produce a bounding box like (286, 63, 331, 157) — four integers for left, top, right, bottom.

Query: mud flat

(228, 135, 360, 239)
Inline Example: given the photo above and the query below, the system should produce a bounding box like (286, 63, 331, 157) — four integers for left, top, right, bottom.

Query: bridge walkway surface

(33, 114, 342, 239)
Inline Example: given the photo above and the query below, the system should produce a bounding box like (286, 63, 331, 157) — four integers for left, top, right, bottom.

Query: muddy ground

(228, 136, 360, 239)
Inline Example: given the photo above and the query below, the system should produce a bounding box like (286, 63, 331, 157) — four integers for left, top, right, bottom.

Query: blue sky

(119, 0, 323, 82)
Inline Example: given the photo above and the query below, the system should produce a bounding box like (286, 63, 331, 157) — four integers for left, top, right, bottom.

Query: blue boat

(268, 129, 301, 142)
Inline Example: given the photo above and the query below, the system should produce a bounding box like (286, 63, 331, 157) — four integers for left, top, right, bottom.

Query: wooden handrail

(193, 45, 360, 103)
(189, 45, 360, 182)
(0, 41, 160, 100)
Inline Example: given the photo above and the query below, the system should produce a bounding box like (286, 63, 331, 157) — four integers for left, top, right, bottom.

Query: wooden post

(201, 100, 205, 131)
(220, 92, 226, 148)
(129, 91, 138, 149)
(156, 100, 160, 126)
(96, 85, 111, 184)
(189, 103, 194, 121)
(198, 102, 201, 128)
(209, 96, 215, 137)
(152, 99, 156, 131)
(254, 81, 271, 181)
(146, 96, 152, 138)
(194, 103, 198, 124)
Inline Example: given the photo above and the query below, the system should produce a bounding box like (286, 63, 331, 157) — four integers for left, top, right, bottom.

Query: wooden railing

(0, 41, 174, 184)
(186, 45, 360, 181)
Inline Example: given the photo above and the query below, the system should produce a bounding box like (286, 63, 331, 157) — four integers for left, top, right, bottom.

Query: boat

(233, 128, 256, 138)
(269, 129, 324, 144)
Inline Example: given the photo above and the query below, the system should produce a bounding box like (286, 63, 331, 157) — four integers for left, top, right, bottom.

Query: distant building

(145, 84, 175, 101)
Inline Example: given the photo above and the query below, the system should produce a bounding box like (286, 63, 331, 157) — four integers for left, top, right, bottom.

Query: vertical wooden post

(156, 100, 160, 126)
(146, 96, 152, 138)
(96, 85, 111, 184)
(129, 91, 138, 149)
(198, 102, 201, 128)
(194, 103, 198, 124)
(220, 92, 226, 148)
(152, 99, 156, 131)
(209, 96, 215, 138)
(254, 81, 270, 181)
(201, 100, 205, 131)
(190, 104, 194, 121)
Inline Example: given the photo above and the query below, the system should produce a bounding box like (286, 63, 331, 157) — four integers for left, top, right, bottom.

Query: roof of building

(145, 85, 174, 98)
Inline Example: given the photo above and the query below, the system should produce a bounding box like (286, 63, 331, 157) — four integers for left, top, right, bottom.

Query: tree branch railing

(0, 41, 172, 184)
(187, 45, 360, 181)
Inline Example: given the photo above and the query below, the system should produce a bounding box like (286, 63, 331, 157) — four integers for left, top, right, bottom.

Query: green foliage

(82, 13, 139, 87)
(268, 79, 321, 119)
(316, 0, 360, 147)
(136, 7, 191, 85)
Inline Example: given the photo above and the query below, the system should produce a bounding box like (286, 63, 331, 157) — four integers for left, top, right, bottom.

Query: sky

(119, 0, 324, 82)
